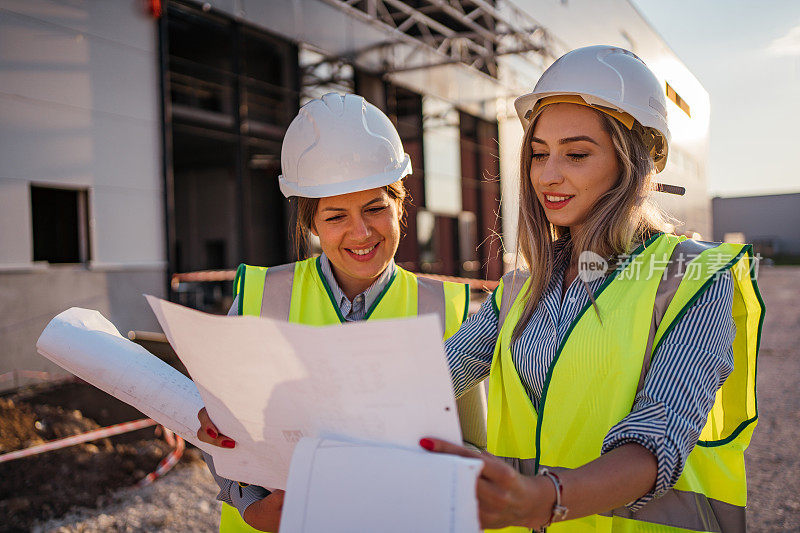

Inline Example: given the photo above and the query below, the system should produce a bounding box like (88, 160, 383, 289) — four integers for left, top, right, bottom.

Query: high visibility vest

(220, 256, 482, 533)
(486, 234, 763, 533)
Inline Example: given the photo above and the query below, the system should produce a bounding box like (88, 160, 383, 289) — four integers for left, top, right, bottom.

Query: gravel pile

(33, 464, 221, 532)
(26, 266, 800, 532)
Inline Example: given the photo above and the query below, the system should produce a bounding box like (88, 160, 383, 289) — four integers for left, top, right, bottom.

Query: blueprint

(281, 437, 482, 533)
(36, 298, 463, 490)
(145, 295, 462, 489)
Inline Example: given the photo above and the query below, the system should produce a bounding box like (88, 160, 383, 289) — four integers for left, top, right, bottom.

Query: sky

(630, 0, 800, 197)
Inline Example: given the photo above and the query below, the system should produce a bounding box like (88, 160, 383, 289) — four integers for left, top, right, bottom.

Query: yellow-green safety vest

(220, 256, 481, 533)
(486, 234, 763, 533)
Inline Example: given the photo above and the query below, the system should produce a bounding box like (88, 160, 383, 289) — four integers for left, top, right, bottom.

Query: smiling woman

(517, 93, 668, 313)
(192, 93, 483, 533)
(426, 45, 763, 533)
(529, 104, 621, 230)
(295, 183, 406, 299)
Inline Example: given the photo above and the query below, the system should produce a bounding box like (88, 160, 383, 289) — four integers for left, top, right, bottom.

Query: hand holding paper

(280, 437, 482, 533)
(36, 298, 483, 532)
(145, 295, 463, 489)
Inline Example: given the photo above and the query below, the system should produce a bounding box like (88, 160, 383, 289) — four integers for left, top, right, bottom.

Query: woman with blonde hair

(195, 92, 484, 532)
(424, 46, 763, 532)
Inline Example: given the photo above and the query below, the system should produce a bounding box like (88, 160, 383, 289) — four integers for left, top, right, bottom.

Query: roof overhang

(246, 0, 561, 119)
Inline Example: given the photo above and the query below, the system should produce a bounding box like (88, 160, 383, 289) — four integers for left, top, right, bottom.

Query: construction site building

(0, 0, 710, 389)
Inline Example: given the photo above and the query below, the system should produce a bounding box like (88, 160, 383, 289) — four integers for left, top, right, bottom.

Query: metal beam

(317, 0, 562, 78)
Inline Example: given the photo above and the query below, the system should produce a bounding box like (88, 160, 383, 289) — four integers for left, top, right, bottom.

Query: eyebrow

(321, 197, 385, 212)
(531, 135, 600, 146)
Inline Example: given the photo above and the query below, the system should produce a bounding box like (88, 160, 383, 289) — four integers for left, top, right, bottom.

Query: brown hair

(511, 106, 670, 342)
(292, 180, 409, 259)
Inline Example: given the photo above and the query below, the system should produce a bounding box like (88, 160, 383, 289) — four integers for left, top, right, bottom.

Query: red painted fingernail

(419, 438, 434, 451)
(221, 439, 236, 448)
(206, 427, 218, 439)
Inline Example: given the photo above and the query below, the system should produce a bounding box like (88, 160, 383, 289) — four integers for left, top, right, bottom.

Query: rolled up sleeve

(601, 271, 736, 510)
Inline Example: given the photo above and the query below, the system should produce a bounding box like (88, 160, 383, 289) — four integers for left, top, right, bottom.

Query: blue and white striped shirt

(318, 254, 397, 322)
(445, 248, 735, 509)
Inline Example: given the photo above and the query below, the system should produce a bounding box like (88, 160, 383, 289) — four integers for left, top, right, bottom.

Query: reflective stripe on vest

(486, 234, 763, 533)
(233, 258, 470, 335)
(222, 257, 482, 533)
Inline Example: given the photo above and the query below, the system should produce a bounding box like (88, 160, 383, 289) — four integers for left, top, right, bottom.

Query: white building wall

(0, 178, 33, 268)
(498, 100, 527, 260)
(0, 0, 164, 268)
(422, 96, 463, 216)
(0, 1, 165, 389)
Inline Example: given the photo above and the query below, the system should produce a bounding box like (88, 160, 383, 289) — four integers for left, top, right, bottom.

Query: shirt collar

(318, 253, 396, 320)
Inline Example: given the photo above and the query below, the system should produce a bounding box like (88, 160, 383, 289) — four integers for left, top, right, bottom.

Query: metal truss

(318, 0, 562, 78)
(300, 47, 356, 101)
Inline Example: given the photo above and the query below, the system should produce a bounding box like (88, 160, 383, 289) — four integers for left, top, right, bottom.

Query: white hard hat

(279, 93, 412, 198)
(514, 45, 671, 172)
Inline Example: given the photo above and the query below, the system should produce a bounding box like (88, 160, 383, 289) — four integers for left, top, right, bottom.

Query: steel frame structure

(300, 47, 356, 100)
(318, 0, 561, 78)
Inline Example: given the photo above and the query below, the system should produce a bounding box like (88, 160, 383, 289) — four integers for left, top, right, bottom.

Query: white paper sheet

(281, 437, 482, 533)
(35, 308, 213, 451)
(145, 295, 462, 489)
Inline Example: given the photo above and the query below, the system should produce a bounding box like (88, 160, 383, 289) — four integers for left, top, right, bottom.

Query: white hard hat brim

(278, 154, 412, 198)
(516, 91, 612, 128)
(514, 90, 670, 172)
(515, 91, 664, 135)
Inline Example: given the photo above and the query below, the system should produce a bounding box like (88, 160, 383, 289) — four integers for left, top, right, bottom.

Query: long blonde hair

(512, 107, 670, 342)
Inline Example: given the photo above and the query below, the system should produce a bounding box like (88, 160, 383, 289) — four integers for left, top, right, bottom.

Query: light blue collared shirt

(318, 253, 396, 321)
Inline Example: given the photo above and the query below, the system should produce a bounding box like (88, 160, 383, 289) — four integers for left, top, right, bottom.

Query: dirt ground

(743, 266, 800, 531)
(0, 382, 205, 532)
(3, 266, 800, 532)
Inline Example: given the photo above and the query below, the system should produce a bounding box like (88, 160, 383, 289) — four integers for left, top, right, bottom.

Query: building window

(666, 82, 691, 117)
(30, 185, 91, 264)
(165, 1, 300, 278)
